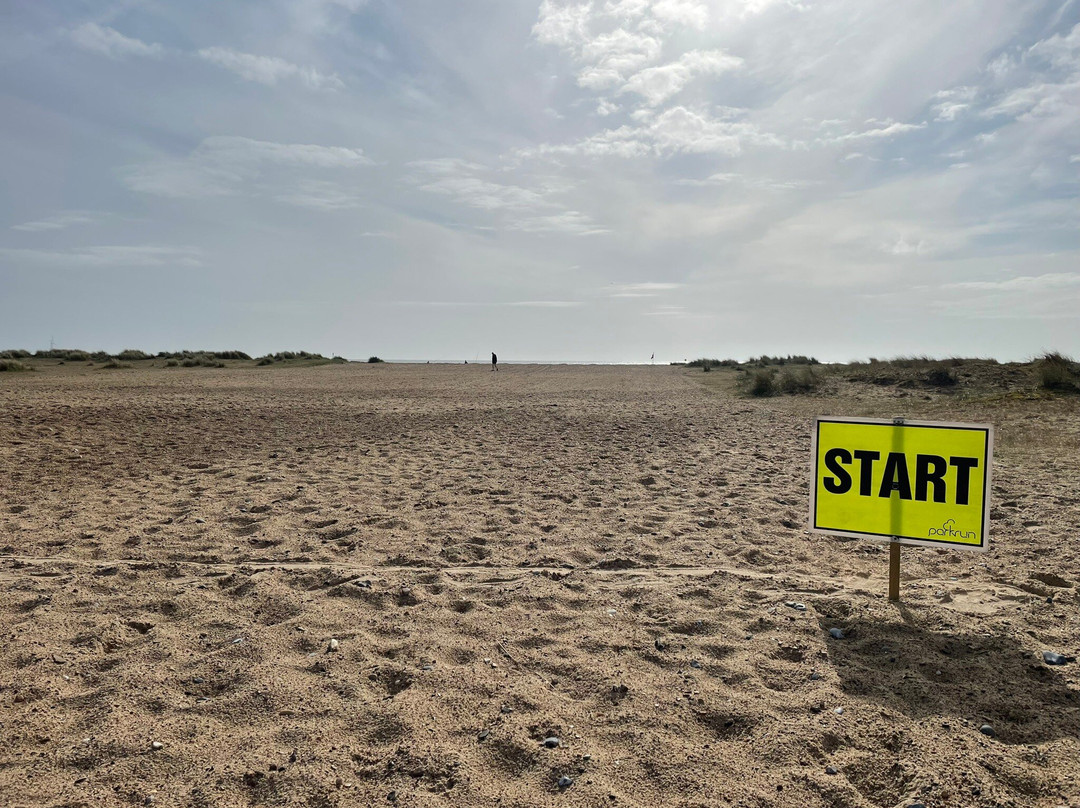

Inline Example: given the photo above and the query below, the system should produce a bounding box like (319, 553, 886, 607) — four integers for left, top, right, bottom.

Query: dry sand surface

(1, 362, 1079, 808)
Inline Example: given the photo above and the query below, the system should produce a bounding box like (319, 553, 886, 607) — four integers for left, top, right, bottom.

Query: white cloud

(122, 161, 241, 198)
(675, 173, 816, 190)
(824, 119, 926, 144)
(577, 29, 662, 90)
(520, 104, 786, 159)
(647, 106, 779, 154)
(290, 0, 370, 35)
(603, 0, 650, 19)
(643, 304, 687, 316)
(883, 236, 932, 256)
(520, 106, 781, 158)
(416, 175, 547, 212)
(70, 23, 163, 59)
(123, 137, 372, 199)
(11, 212, 97, 232)
(197, 136, 370, 168)
(934, 102, 970, 121)
(533, 1, 594, 50)
(942, 273, 1080, 292)
(1027, 22, 1080, 69)
(650, 0, 709, 29)
(610, 282, 682, 297)
(620, 50, 743, 106)
(198, 47, 344, 90)
(408, 160, 606, 234)
(274, 180, 365, 209)
(0, 245, 202, 267)
(533, 2, 744, 108)
(983, 80, 1080, 120)
(509, 211, 610, 234)
(506, 300, 584, 307)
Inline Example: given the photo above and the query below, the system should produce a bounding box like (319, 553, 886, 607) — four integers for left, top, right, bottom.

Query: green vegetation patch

(1035, 351, 1079, 394)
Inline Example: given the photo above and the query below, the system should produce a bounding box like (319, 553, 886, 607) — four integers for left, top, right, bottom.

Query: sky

(1, 0, 1078, 363)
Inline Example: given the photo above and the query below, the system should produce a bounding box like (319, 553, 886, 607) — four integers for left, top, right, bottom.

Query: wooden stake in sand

(888, 541, 901, 602)
(809, 416, 994, 603)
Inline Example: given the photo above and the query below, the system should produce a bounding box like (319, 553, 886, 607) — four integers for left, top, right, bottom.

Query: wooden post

(888, 541, 901, 602)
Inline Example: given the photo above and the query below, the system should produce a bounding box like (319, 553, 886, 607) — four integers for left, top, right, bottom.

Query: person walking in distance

(491, 352, 498, 371)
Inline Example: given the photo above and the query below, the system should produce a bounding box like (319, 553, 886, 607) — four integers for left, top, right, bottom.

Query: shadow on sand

(824, 605, 1080, 745)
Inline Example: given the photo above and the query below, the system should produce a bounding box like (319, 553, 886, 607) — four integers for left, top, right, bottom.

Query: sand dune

(2, 363, 1078, 807)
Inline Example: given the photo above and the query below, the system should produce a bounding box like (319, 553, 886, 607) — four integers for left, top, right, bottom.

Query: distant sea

(386, 360, 665, 365)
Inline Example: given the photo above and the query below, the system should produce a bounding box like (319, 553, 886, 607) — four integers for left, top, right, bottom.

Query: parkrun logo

(928, 518, 976, 540)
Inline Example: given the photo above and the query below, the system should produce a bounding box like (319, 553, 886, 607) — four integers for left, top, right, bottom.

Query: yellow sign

(810, 417, 993, 551)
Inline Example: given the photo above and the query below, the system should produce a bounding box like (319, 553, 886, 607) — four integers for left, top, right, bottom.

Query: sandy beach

(2, 361, 1078, 808)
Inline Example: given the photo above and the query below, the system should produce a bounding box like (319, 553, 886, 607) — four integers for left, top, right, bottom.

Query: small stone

(979, 724, 995, 737)
(810, 672, 822, 681)
(829, 628, 845, 640)
(825, 766, 837, 775)
(151, 741, 164, 751)
(386, 791, 397, 802)
(558, 775, 574, 789)
(478, 729, 490, 741)
(422, 664, 434, 671)
(328, 639, 339, 652)
(785, 601, 807, 611)
(500, 705, 513, 714)
(194, 518, 205, 524)
(689, 660, 701, 669)
(192, 677, 204, 684)
(908, 803, 927, 808)
(543, 737, 561, 748)
(834, 707, 844, 715)
(582, 754, 592, 761)
(654, 639, 667, 652)
(1042, 651, 1068, 665)
(744, 634, 753, 640)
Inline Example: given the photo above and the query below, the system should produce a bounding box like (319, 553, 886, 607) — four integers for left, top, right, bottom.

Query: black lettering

(823, 448, 852, 494)
(878, 452, 912, 499)
(852, 450, 880, 496)
(950, 456, 979, 505)
(915, 454, 948, 503)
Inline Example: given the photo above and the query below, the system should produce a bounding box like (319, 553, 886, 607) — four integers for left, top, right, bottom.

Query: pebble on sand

(151, 741, 164, 751)
(558, 775, 574, 789)
(543, 737, 561, 748)
(328, 639, 339, 652)
(979, 724, 995, 737)
(1042, 651, 1069, 665)
(829, 628, 845, 640)
(825, 766, 838, 775)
